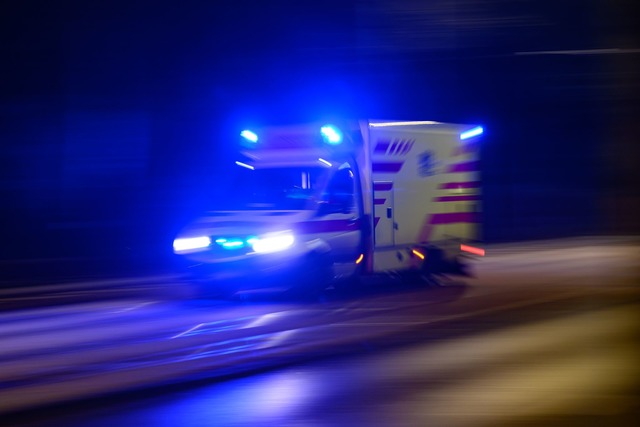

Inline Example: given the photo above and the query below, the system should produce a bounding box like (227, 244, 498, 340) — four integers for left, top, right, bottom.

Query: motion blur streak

(460, 244, 485, 256)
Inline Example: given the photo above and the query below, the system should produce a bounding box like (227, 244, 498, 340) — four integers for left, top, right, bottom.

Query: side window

(322, 167, 355, 214)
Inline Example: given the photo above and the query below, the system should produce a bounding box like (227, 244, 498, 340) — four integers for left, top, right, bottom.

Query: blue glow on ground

(460, 126, 484, 140)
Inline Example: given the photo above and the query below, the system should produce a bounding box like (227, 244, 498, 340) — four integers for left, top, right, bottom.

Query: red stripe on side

(403, 141, 414, 155)
(439, 181, 481, 189)
(374, 198, 386, 205)
(391, 141, 403, 155)
(372, 162, 404, 173)
(374, 217, 380, 228)
(446, 161, 480, 173)
(373, 182, 393, 191)
(416, 212, 480, 242)
(434, 195, 481, 202)
(374, 140, 390, 154)
(430, 212, 480, 224)
(295, 219, 361, 233)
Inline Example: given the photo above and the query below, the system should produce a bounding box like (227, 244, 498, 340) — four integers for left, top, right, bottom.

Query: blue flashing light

(235, 161, 255, 170)
(214, 237, 246, 250)
(221, 240, 244, 249)
(320, 125, 343, 145)
(240, 130, 258, 143)
(460, 126, 484, 140)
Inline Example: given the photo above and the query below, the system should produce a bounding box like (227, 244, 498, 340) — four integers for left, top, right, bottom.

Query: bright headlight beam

(250, 232, 295, 254)
(173, 236, 211, 252)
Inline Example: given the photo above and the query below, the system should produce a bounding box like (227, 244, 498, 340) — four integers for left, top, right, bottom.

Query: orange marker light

(460, 244, 485, 256)
(355, 253, 364, 264)
(411, 249, 425, 260)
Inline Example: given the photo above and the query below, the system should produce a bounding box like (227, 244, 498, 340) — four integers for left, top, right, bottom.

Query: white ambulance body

(173, 120, 484, 295)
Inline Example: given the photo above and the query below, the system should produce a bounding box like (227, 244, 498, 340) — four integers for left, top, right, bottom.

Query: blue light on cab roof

(460, 126, 484, 140)
(235, 161, 255, 170)
(240, 130, 258, 143)
(320, 125, 343, 145)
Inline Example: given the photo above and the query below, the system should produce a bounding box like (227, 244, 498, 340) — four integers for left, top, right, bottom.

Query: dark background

(1, 0, 638, 263)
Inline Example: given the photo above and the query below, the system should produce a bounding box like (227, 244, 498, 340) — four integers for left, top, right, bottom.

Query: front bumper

(178, 248, 309, 291)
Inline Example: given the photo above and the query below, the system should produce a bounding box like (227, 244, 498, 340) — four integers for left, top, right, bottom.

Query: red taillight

(355, 253, 364, 264)
(460, 244, 485, 256)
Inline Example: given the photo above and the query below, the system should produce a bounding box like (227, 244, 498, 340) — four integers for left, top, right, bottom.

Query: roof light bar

(240, 130, 258, 143)
(460, 126, 484, 140)
(369, 121, 442, 127)
(320, 125, 343, 145)
(235, 161, 255, 170)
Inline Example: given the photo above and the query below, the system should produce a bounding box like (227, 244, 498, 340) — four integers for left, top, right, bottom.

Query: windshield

(214, 166, 330, 210)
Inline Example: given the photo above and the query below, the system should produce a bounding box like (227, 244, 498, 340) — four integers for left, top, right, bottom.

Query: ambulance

(172, 120, 484, 296)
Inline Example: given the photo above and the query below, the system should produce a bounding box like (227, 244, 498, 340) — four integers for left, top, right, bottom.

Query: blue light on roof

(320, 125, 343, 145)
(240, 130, 258, 143)
(460, 126, 484, 140)
(235, 161, 255, 170)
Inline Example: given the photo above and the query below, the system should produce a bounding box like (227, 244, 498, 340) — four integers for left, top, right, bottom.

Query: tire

(286, 252, 333, 300)
(332, 264, 363, 294)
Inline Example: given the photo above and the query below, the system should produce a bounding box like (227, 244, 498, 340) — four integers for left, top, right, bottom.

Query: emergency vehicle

(173, 120, 484, 296)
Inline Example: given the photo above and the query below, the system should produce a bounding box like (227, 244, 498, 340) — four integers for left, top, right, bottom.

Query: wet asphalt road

(1, 237, 639, 426)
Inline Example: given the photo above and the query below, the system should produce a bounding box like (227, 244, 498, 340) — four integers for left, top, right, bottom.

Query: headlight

(249, 231, 295, 254)
(173, 236, 211, 253)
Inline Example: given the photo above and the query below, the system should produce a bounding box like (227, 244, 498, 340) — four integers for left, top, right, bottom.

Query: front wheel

(286, 252, 334, 299)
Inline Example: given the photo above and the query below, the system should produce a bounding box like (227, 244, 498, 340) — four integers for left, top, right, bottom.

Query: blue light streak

(240, 130, 258, 143)
(320, 125, 343, 145)
(221, 240, 244, 249)
(235, 161, 255, 170)
(460, 126, 484, 140)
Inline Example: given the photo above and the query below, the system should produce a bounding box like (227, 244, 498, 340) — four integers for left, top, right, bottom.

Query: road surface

(1, 237, 638, 426)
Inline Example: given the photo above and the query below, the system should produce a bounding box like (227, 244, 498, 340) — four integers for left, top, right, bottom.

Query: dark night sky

(1, 0, 638, 259)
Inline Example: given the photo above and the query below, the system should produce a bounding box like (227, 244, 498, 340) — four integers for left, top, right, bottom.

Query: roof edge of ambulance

(367, 120, 482, 133)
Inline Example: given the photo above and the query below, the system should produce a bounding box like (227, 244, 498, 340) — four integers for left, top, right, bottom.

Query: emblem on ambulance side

(418, 151, 438, 177)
